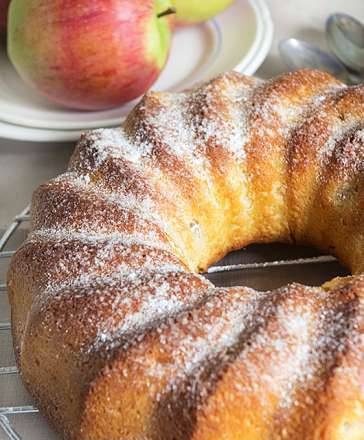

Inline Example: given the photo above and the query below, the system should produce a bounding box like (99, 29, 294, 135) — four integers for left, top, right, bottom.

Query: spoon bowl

(279, 38, 349, 81)
(326, 13, 364, 72)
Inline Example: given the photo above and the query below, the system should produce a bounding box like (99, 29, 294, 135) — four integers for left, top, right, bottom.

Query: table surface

(1, 0, 363, 229)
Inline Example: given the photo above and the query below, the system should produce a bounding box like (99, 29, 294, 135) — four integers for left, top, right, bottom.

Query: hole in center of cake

(204, 243, 349, 291)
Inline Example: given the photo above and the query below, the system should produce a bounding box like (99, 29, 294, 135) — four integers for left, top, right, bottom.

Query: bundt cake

(7, 69, 364, 440)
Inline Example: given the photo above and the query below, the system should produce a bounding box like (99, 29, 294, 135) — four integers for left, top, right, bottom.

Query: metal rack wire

(0, 206, 39, 440)
(0, 207, 338, 439)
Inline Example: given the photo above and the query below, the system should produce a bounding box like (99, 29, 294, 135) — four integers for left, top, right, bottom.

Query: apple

(8, 0, 174, 110)
(172, 0, 235, 25)
(0, 0, 10, 33)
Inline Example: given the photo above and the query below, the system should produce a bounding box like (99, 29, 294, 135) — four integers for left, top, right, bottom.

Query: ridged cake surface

(8, 70, 364, 440)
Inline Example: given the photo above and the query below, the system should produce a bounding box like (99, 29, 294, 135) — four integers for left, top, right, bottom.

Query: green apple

(172, 0, 235, 25)
(8, 0, 174, 110)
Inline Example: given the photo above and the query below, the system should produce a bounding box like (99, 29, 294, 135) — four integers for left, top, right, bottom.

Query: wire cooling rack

(0, 206, 345, 440)
(0, 206, 42, 440)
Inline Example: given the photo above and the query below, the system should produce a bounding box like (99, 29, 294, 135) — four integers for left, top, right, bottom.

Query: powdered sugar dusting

(141, 93, 200, 160)
(126, 286, 263, 385)
(80, 127, 153, 168)
(188, 75, 261, 160)
(55, 172, 160, 222)
(8, 70, 364, 438)
(114, 281, 362, 437)
(30, 227, 170, 253)
(319, 117, 360, 164)
(90, 280, 201, 355)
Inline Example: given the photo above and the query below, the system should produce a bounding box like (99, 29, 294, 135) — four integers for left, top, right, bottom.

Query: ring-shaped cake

(8, 70, 364, 439)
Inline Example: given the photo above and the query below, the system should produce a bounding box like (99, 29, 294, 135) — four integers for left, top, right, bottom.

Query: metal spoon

(326, 13, 364, 73)
(279, 38, 362, 84)
(279, 38, 349, 79)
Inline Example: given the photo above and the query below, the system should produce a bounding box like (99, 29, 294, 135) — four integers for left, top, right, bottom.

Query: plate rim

(0, 0, 274, 142)
(0, 120, 83, 142)
(234, 0, 274, 75)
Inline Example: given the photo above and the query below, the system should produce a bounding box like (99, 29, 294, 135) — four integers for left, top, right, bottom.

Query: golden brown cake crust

(7, 70, 364, 440)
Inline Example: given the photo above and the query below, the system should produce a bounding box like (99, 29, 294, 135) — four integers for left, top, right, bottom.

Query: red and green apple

(8, 0, 174, 110)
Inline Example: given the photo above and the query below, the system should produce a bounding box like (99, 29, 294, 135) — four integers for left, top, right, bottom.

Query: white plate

(0, 0, 273, 142)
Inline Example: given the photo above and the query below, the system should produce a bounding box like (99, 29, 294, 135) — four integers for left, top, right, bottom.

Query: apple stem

(157, 7, 176, 19)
